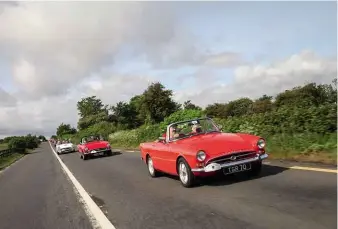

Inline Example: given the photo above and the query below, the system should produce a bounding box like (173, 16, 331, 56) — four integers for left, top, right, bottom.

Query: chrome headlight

(257, 139, 266, 149)
(196, 150, 206, 162)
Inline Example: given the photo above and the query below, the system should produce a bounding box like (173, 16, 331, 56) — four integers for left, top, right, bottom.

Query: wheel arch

(145, 153, 151, 164)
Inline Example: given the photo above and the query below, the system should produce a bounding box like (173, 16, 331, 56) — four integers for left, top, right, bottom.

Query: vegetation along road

(55, 80, 337, 165)
(0, 142, 336, 229)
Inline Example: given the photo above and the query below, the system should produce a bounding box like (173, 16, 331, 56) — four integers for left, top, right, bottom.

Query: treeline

(55, 79, 337, 162)
(0, 135, 47, 152)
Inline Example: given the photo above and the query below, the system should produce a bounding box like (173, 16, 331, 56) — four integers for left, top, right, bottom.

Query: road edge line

(288, 166, 337, 173)
(49, 142, 116, 229)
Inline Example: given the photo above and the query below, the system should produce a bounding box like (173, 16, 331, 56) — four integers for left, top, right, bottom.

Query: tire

(147, 156, 159, 177)
(249, 161, 262, 177)
(81, 154, 88, 160)
(177, 158, 196, 188)
(106, 151, 113, 156)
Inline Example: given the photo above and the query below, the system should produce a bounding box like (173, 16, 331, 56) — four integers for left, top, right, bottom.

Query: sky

(0, 1, 337, 138)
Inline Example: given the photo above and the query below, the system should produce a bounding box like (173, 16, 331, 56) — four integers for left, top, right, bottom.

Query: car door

(148, 141, 171, 173)
(157, 141, 178, 175)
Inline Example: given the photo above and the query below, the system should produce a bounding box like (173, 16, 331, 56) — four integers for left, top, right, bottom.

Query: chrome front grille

(207, 151, 257, 165)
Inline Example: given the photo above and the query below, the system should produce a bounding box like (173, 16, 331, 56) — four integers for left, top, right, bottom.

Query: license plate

(223, 163, 251, 175)
(93, 152, 104, 156)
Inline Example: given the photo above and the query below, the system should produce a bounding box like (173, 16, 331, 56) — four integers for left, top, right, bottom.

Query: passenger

(191, 124, 203, 134)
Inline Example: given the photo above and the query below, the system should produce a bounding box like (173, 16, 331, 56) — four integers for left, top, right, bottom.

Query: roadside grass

(0, 153, 24, 170)
(0, 143, 8, 150)
(0, 148, 37, 171)
(268, 150, 337, 164)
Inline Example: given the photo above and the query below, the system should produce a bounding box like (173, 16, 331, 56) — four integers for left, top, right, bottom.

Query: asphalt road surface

(0, 143, 336, 229)
(59, 146, 336, 229)
(0, 143, 92, 229)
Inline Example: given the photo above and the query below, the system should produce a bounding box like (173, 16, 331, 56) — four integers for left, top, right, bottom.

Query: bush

(8, 137, 27, 153)
(24, 135, 39, 149)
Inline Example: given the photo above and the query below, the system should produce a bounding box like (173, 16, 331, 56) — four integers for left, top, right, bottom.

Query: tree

(110, 101, 141, 129)
(226, 98, 253, 117)
(183, 100, 202, 110)
(38, 135, 47, 141)
(274, 82, 331, 108)
(141, 82, 180, 123)
(51, 135, 57, 139)
(56, 123, 77, 136)
(76, 96, 111, 130)
(252, 95, 273, 113)
(77, 96, 107, 118)
(77, 110, 110, 130)
(204, 103, 228, 118)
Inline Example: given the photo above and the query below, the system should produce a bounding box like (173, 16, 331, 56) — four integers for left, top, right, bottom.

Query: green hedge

(7, 135, 40, 153)
(108, 105, 337, 162)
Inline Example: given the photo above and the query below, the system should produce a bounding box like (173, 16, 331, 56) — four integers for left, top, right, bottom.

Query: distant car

(139, 117, 268, 188)
(77, 135, 112, 160)
(56, 141, 76, 154)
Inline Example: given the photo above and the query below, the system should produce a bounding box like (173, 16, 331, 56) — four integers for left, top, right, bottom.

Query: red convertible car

(140, 118, 268, 187)
(77, 135, 112, 160)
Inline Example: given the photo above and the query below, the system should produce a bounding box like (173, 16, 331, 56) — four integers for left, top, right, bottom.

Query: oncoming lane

(58, 148, 337, 229)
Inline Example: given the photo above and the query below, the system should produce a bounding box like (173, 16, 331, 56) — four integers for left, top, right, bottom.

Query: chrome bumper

(191, 153, 268, 172)
(88, 149, 110, 154)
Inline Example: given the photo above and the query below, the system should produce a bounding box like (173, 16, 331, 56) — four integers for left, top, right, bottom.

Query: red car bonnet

(84, 141, 109, 150)
(170, 132, 255, 157)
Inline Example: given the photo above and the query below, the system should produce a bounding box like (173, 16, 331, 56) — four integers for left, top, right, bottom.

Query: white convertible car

(56, 141, 76, 154)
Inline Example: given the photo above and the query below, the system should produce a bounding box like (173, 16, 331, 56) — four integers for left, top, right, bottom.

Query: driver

(157, 124, 179, 142)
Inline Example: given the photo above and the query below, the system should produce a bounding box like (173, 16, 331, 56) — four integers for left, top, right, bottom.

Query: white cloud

(0, 2, 336, 138)
(175, 50, 337, 107)
(204, 52, 244, 68)
(0, 2, 196, 99)
(0, 87, 17, 107)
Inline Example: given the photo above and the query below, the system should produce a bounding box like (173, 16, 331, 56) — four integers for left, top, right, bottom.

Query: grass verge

(0, 143, 8, 150)
(0, 153, 25, 171)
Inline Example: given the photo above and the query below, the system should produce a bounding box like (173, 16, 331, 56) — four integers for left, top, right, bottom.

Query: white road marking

(49, 143, 116, 229)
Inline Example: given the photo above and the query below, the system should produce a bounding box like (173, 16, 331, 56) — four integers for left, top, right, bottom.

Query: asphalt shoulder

(0, 143, 93, 229)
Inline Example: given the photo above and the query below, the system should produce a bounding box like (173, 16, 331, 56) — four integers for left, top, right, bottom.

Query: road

(0, 143, 336, 229)
(0, 143, 92, 229)
(59, 146, 336, 229)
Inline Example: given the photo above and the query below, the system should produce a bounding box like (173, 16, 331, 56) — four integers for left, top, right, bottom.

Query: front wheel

(106, 151, 113, 156)
(147, 156, 159, 177)
(177, 158, 196, 188)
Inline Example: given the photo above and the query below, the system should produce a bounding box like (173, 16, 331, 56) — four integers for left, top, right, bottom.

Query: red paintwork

(140, 131, 264, 177)
(77, 140, 110, 154)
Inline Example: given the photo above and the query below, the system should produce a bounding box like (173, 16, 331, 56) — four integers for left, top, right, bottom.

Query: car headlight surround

(257, 139, 266, 149)
(196, 150, 206, 162)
